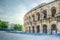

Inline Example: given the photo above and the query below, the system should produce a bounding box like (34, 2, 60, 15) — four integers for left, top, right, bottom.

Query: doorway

(36, 25, 40, 33)
(51, 24, 57, 34)
(43, 25, 47, 33)
(32, 26, 35, 33)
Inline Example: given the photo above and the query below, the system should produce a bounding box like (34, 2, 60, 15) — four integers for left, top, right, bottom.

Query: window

(43, 10, 47, 19)
(36, 12, 40, 21)
(29, 16, 31, 22)
(51, 7, 56, 17)
(32, 14, 35, 21)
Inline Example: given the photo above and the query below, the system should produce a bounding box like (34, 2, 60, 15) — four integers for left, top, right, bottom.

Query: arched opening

(51, 7, 56, 17)
(29, 16, 31, 21)
(36, 25, 40, 33)
(29, 16, 32, 24)
(32, 14, 35, 22)
(36, 12, 40, 21)
(29, 26, 31, 32)
(43, 25, 47, 33)
(25, 27, 28, 32)
(32, 26, 35, 33)
(43, 10, 47, 19)
(51, 24, 57, 34)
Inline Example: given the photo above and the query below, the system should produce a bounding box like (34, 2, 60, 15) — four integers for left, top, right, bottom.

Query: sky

(0, 0, 54, 25)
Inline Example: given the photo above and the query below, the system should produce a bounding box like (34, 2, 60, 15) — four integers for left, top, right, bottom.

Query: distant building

(8, 23, 15, 29)
(24, 0, 60, 34)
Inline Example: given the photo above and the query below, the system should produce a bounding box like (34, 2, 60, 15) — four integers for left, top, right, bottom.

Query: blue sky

(0, 0, 54, 25)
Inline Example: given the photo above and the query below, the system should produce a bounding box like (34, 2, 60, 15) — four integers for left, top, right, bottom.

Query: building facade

(24, 0, 60, 34)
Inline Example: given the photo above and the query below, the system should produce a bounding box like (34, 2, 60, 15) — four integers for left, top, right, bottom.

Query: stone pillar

(57, 22, 60, 32)
(27, 27, 29, 32)
(40, 24, 43, 33)
(31, 26, 32, 33)
(47, 22, 51, 34)
(39, 25, 41, 33)
(35, 25, 37, 33)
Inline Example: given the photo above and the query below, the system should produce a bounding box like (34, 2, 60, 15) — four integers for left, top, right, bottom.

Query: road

(0, 31, 60, 40)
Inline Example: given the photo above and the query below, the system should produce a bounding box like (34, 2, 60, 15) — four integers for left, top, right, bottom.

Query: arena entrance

(43, 25, 47, 33)
(36, 25, 40, 33)
(32, 26, 35, 33)
(51, 24, 57, 34)
(29, 26, 31, 32)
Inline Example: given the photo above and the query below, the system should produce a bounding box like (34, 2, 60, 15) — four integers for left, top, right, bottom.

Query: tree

(0, 20, 2, 28)
(19, 25, 22, 31)
(14, 24, 18, 30)
(1, 22, 8, 29)
(14, 24, 23, 31)
(0, 20, 8, 30)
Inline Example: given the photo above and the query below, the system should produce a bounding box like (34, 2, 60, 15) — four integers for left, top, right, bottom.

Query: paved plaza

(0, 31, 60, 40)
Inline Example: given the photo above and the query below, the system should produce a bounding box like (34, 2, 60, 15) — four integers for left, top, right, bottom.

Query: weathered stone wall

(24, 1, 60, 34)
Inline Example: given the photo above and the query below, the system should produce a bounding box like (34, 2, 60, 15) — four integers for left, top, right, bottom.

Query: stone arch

(32, 26, 35, 33)
(36, 25, 40, 33)
(29, 16, 31, 19)
(32, 14, 35, 21)
(36, 12, 40, 21)
(25, 27, 28, 32)
(43, 24, 47, 33)
(27, 16, 28, 19)
(51, 24, 57, 34)
(51, 7, 56, 17)
(29, 16, 31, 22)
(29, 26, 31, 32)
(43, 10, 47, 19)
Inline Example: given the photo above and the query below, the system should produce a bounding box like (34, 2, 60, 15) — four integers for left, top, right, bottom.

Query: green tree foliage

(1, 22, 8, 29)
(14, 24, 22, 31)
(0, 20, 8, 30)
(0, 20, 2, 28)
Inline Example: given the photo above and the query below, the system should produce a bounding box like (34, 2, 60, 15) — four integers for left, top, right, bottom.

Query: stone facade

(24, 0, 60, 34)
